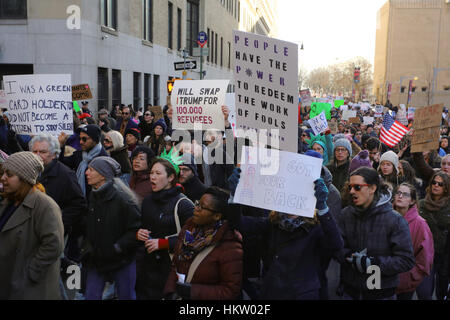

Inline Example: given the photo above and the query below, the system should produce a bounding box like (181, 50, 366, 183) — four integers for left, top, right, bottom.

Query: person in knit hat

(146, 118, 168, 156)
(125, 128, 142, 158)
(103, 130, 132, 183)
(378, 150, 400, 189)
(84, 156, 141, 300)
(327, 138, 353, 195)
(178, 153, 206, 203)
(349, 150, 372, 174)
(0, 151, 64, 299)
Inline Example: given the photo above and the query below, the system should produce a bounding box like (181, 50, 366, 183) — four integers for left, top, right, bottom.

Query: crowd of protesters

(0, 98, 449, 301)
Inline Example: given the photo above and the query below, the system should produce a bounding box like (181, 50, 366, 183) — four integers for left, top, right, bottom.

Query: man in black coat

(179, 154, 207, 202)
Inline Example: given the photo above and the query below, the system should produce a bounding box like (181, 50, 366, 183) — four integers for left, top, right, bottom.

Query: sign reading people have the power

(233, 30, 298, 153)
(3, 74, 74, 135)
(171, 80, 229, 131)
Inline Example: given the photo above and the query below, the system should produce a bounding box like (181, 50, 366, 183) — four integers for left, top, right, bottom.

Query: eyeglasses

(79, 137, 90, 142)
(194, 200, 218, 213)
(431, 181, 444, 187)
(348, 184, 370, 192)
(395, 191, 411, 198)
(335, 148, 348, 154)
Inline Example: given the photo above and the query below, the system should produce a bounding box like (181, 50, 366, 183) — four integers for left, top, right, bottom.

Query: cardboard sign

(233, 30, 299, 153)
(72, 84, 93, 101)
(171, 80, 229, 131)
(411, 104, 444, 153)
(349, 117, 361, 124)
(308, 111, 328, 135)
(2, 74, 73, 135)
(234, 146, 323, 218)
(300, 89, 312, 107)
(363, 117, 374, 125)
(150, 106, 164, 121)
(413, 104, 443, 129)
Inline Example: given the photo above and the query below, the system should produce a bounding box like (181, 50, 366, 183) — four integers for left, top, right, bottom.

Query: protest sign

(308, 111, 328, 135)
(328, 121, 338, 134)
(2, 74, 73, 135)
(363, 117, 374, 125)
(234, 30, 298, 153)
(234, 146, 323, 218)
(411, 104, 444, 153)
(72, 83, 93, 101)
(361, 103, 371, 112)
(334, 100, 345, 109)
(0, 90, 7, 109)
(300, 89, 312, 107)
(396, 109, 408, 126)
(349, 117, 361, 124)
(225, 93, 237, 137)
(310, 102, 332, 120)
(342, 110, 356, 120)
(340, 105, 348, 112)
(150, 106, 164, 121)
(375, 105, 383, 117)
(73, 101, 81, 113)
(171, 80, 229, 131)
(407, 107, 415, 120)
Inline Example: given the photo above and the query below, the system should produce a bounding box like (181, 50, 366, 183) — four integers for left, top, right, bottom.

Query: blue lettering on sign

(198, 31, 208, 44)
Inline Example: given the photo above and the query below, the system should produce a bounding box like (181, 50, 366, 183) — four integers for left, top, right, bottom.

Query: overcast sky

(277, 0, 388, 72)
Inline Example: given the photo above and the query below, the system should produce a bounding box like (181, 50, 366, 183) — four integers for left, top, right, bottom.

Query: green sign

(334, 100, 345, 109)
(310, 102, 332, 120)
(73, 101, 81, 113)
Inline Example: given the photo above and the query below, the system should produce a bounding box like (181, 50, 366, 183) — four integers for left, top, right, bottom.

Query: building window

(238, 0, 240, 22)
(412, 87, 416, 93)
(220, 37, 223, 67)
(215, 33, 218, 65)
(422, 87, 427, 92)
(186, 0, 199, 56)
(228, 41, 231, 69)
(168, 2, 173, 49)
(144, 74, 152, 108)
(143, 0, 153, 42)
(444, 86, 450, 91)
(112, 69, 121, 109)
(101, 0, 117, 30)
(133, 72, 141, 111)
(0, 0, 27, 19)
(98, 67, 109, 111)
(153, 75, 160, 106)
(400, 86, 406, 93)
(207, 28, 210, 62)
(177, 8, 182, 50)
(211, 30, 215, 64)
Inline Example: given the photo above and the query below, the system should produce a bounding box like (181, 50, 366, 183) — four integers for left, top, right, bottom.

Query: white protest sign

(233, 30, 298, 153)
(361, 103, 370, 112)
(225, 93, 237, 137)
(0, 90, 7, 109)
(308, 111, 328, 135)
(396, 108, 408, 126)
(342, 110, 356, 120)
(300, 89, 312, 107)
(234, 146, 323, 218)
(407, 107, 416, 120)
(363, 116, 374, 125)
(2, 74, 73, 135)
(171, 80, 229, 131)
(375, 105, 383, 117)
(340, 105, 348, 112)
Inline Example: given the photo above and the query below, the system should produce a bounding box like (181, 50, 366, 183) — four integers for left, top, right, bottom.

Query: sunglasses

(431, 181, 444, 187)
(348, 184, 370, 192)
(395, 191, 411, 198)
(122, 112, 130, 115)
(145, 113, 152, 116)
(79, 137, 90, 142)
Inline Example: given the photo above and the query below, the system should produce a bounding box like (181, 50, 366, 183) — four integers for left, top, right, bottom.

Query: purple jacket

(396, 205, 434, 294)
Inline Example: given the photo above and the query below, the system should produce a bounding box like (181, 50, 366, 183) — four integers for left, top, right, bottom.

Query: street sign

(197, 31, 208, 48)
(193, 47, 209, 57)
(174, 60, 197, 71)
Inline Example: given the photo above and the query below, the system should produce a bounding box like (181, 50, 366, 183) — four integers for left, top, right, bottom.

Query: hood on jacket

(353, 189, 393, 217)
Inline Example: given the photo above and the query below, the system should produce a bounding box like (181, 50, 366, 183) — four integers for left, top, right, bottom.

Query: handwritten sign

(342, 110, 356, 120)
(234, 146, 323, 218)
(300, 89, 312, 107)
(413, 104, 443, 129)
(233, 30, 298, 153)
(349, 117, 361, 124)
(3, 74, 73, 135)
(171, 80, 229, 130)
(411, 104, 444, 153)
(308, 111, 328, 135)
(72, 83, 93, 100)
(375, 105, 383, 117)
(363, 116, 374, 125)
(328, 121, 338, 134)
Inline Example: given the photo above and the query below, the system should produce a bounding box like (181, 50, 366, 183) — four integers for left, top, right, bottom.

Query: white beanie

(378, 151, 399, 174)
(106, 130, 124, 151)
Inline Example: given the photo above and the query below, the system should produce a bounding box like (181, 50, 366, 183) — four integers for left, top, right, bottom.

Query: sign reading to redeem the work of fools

(308, 111, 328, 135)
(233, 30, 298, 153)
(2, 74, 74, 135)
(171, 80, 229, 131)
(233, 146, 322, 218)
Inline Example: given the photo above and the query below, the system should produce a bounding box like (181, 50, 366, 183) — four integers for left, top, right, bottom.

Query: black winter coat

(85, 180, 141, 273)
(181, 175, 207, 203)
(136, 186, 194, 299)
(38, 159, 87, 235)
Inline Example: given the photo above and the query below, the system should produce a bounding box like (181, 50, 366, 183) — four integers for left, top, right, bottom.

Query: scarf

(277, 213, 306, 232)
(423, 193, 450, 212)
(179, 220, 223, 261)
(76, 143, 103, 196)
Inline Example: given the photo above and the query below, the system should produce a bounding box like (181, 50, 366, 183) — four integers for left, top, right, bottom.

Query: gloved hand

(176, 281, 191, 300)
(314, 178, 329, 212)
(345, 249, 377, 274)
(227, 168, 241, 196)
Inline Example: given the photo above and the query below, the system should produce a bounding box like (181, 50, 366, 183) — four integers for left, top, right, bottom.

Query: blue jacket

(232, 205, 344, 300)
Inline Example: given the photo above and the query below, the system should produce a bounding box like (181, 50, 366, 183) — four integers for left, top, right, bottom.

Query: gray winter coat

(322, 166, 342, 221)
(336, 191, 415, 291)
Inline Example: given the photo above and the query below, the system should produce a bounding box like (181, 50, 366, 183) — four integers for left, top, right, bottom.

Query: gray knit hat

(2, 152, 44, 185)
(378, 151, 399, 174)
(333, 138, 352, 156)
(89, 156, 121, 180)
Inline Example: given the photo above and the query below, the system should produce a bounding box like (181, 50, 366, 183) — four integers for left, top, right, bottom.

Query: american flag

(380, 113, 409, 148)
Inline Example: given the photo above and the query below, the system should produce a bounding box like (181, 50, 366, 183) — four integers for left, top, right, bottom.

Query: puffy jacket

(164, 219, 243, 300)
(337, 191, 415, 298)
(396, 205, 434, 294)
(85, 180, 141, 273)
(419, 197, 450, 257)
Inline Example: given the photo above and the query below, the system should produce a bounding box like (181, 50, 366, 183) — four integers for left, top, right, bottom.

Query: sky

(276, 0, 388, 72)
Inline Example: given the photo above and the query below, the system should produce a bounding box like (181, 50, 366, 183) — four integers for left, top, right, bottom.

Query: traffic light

(354, 67, 361, 83)
(167, 79, 176, 94)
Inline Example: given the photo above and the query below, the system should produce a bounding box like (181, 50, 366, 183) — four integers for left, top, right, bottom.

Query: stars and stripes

(380, 113, 409, 148)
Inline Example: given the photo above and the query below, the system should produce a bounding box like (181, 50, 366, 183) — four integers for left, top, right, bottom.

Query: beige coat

(0, 190, 64, 300)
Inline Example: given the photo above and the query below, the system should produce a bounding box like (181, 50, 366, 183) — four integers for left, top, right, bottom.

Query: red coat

(164, 218, 243, 300)
(396, 205, 434, 294)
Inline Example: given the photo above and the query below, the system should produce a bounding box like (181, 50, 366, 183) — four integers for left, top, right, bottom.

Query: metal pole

(200, 47, 203, 80)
